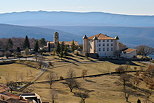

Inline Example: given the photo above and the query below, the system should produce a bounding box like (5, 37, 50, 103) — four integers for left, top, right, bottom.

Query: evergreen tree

(71, 40, 76, 52)
(6, 39, 13, 50)
(55, 42, 60, 55)
(16, 47, 21, 52)
(64, 45, 69, 56)
(23, 35, 30, 49)
(39, 38, 46, 47)
(59, 41, 65, 58)
(34, 40, 39, 53)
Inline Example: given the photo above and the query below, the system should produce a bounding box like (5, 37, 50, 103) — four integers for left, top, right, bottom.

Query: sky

(0, 0, 153, 15)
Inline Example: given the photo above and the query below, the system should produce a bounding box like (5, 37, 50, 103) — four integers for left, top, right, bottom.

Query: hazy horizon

(0, 0, 153, 15)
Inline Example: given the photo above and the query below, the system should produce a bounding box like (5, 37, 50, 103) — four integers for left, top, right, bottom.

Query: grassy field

(0, 63, 41, 83)
(0, 54, 153, 103)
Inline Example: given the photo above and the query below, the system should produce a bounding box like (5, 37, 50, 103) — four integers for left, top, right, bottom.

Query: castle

(83, 33, 137, 58)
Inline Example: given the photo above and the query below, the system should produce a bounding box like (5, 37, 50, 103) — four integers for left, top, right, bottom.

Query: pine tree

(23, 35, 30, 49)
(39, 38, 46, 47)
(64, 45, 69, 56)
(55, 42, 60, 55)
(34, 40, 39, 53)
(71, 40, 76, 52)
(59, 41, 65, 58)
(6, 39, 13, 50)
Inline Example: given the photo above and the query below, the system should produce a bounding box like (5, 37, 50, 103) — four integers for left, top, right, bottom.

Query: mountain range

(0, 11, 154, 27)
(0, 24, 80, 42)
(0, 11, 154, 47)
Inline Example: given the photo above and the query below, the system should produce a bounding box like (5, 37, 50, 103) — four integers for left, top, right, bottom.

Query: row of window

(98, 48, 113, 51)
(97, 40, 113, 42)
(98, 43, 113, 47)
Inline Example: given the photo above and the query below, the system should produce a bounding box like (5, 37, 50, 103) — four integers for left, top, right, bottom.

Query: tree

(64, 45, 69, 56)
(6, 81, 18, 93)
(81, 69, 88, 79)
(137, 99, 141, 103)
(15, 47, 21, 59)
(34, 40, 39, 53)
(55, 42, 60, 55)
(71, 40, 76, 52)
(6, 38, 13, 50)
(136, 45, 154, 56)
(120, 73, 131, 102)
(74, 91, 89, 103)
(59, 41, 65, 58)
(47, 71, 57, 89)
(23, 35, 30, 49)
(50, 89, 58, 103)
(65, 69, 80, 92)
(39, 38, 46, 47)
(24, 48, 29, 60)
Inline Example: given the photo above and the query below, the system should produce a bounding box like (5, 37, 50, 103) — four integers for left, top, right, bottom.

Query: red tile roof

(88, 33, 116, 40)
(48, 41, 79, 46)
(124, 48, 136, 53)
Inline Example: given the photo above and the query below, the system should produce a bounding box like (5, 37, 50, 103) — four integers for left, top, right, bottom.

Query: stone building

(46, 32, 79, 51)
(83, 33, 131, 58)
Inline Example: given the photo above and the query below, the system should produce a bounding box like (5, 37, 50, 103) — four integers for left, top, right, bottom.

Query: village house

(46, 32, 79, 51)
(83, 33, 136, 58)
(121, 48, 137, 58)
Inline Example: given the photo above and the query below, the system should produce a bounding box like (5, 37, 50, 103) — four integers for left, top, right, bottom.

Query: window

(103, 48, 105, 51)
(111, 44, 113, 46)
(107, 40, 109, 42)
(99, 44, 101, 46)
(111, 40, 113, 42)
(103, 44, 105, 46)
(103, 40, 105, 42)
(107, 44, 109, 46)
(99, 40, 101, 42)
(107, 48, 109, 51)
(111, 48, 113, 51)
(99, 48, 101, 51)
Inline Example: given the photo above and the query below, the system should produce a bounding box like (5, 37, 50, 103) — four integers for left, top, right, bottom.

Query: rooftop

(88, 33, 116, 40)
(124, 48, 136, 53)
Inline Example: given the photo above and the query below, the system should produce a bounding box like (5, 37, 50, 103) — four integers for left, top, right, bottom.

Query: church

(46, 32, 79, 51)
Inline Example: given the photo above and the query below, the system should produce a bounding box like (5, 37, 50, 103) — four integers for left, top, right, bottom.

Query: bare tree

(6, 81, 18, 93)
(65, 69, 80, 92)
(74, 91, 89, 103)
(136, 45, 154, 56)
(50, 89, 58, 103)
(37, 55, 45, 69)
(47, 71, 57, 89)
(81, 69, 88, 79)
(120, 73, 131, 102)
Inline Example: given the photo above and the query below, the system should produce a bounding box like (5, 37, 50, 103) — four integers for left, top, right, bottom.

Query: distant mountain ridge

(0, 24, 80, 42)
(43, 26, 154, 47)
(0, 11, 154, 27)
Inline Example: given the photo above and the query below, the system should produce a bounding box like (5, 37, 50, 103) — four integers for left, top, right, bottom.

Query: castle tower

(83, 35, 88, 54)
(93, 36, 98, 53)
(54, 32, 59, 48)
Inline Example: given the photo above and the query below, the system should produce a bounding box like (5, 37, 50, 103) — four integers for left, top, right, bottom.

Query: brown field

(0, 55, 153, 103)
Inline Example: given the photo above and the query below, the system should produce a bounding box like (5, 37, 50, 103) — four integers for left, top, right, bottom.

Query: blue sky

(0, 0, 153, 15)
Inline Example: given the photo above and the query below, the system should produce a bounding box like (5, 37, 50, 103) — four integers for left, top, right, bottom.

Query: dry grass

(0, 54, 153, 103)
(0, 63, 41, 83)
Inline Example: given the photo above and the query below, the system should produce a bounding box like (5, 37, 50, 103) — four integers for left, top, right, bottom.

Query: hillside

(44, 26, 154, 47)
(0, 11, 154, 27)
(0, 24, 80, 42)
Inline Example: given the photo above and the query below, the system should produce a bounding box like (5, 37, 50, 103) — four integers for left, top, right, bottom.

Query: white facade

(83, 33, 120, 57)
(95, 39, 117, 57)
